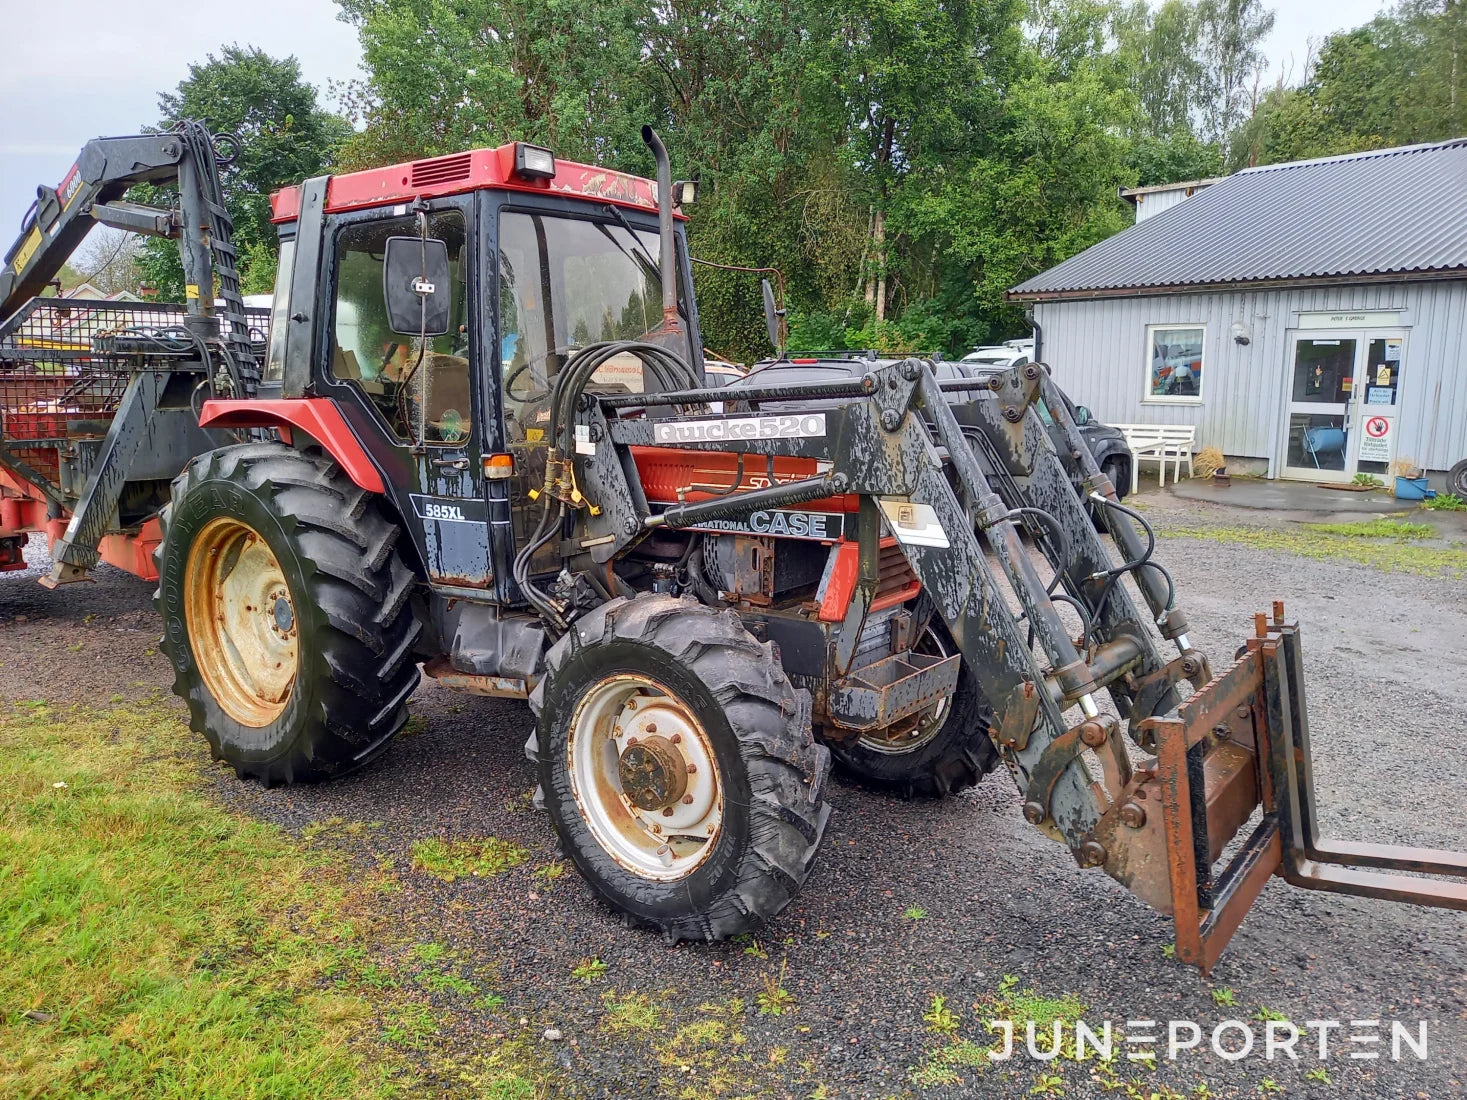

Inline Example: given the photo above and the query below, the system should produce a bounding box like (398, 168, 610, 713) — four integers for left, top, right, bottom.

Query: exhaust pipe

(641, 125, 680, 333)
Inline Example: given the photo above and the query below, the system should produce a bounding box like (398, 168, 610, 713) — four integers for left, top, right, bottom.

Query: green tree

(337, 0, 650, 168)
(1233, 1, 1466, 166)
(137, 45, 350, 299)
(1196, 0, 1276, 145)
(1114, 0, 1209, 135)
(337, 0, 1265, 360)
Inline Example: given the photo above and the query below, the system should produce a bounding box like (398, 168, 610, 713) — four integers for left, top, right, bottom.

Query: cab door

(320, 197, 491, 590)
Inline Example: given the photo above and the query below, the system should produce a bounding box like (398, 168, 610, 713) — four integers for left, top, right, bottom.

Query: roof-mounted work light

(514, 143, 557, 180)
(673, 179, 699, 207)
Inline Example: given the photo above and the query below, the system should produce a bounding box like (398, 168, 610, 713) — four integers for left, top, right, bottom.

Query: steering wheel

(503, 349, 568, 404)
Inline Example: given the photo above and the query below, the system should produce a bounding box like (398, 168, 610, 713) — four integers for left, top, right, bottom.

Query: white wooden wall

(1033, 279, 1467, 475)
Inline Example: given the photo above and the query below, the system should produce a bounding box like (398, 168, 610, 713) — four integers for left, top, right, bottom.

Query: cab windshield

(498, 210, 692, 426)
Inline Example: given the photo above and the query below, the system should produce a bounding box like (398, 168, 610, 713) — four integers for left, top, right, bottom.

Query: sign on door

(1359, 414, 1392, 463)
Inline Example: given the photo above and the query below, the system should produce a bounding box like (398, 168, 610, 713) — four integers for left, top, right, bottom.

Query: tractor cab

(206, 142, 702, 601)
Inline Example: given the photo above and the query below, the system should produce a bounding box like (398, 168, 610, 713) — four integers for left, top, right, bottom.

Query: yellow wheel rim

(184, 517, 298, 727)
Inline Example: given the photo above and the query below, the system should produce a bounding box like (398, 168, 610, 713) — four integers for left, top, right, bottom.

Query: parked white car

(960, 344, 1030, 369)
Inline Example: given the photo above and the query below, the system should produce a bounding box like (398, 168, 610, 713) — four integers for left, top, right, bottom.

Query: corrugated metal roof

(1010, 138, 1467, 298)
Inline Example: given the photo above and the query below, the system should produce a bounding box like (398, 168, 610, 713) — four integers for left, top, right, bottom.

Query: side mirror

(1074, 405, 1093, 426)
(761, 277, 786, 356)
(383, 235, 451, 336)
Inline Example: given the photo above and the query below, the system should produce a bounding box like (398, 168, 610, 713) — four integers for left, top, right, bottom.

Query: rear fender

(198, 399, 387, 494)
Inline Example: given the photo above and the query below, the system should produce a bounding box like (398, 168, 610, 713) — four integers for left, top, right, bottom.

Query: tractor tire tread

(533, 594, 829, 943)
(154, 444, 419, 786)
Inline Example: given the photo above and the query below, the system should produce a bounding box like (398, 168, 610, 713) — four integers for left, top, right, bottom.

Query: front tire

(826, 621, 999, 799)
(531, 595, 831, 941)
(155, 443, 421, 785)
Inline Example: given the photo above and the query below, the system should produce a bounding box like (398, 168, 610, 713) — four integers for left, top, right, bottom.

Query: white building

(1009, 139, 1467, 483)
(1119, 177, 1219, 222)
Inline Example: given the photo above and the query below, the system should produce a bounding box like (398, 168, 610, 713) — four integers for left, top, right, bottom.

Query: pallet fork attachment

(1139, 601, 1467, 973)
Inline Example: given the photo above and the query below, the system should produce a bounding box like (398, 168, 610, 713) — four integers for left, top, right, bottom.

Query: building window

(1144, 324, 1204, 403)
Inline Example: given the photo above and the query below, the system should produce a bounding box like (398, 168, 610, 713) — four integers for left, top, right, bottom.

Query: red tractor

(2, 123, 1461, 969)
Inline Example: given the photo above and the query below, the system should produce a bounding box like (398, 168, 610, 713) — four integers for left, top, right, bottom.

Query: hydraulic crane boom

(0, 121, 261, 585)
(0, 121, 256, 387)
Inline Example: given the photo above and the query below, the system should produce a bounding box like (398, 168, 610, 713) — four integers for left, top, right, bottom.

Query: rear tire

(155, 443, 421, 785)
(1103, 457, 1129, 503)
(531, 594, 831, 941)
(825, 621, 999, 799)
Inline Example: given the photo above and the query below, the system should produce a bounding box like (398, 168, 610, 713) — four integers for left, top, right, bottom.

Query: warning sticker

(1358, 415, 1392, 463)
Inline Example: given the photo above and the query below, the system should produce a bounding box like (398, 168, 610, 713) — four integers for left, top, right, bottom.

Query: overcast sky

(0, 0, 1389, 258)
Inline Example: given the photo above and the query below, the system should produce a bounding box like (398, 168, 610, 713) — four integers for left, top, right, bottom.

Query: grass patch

(601, 990, 666, 1034)
(421, 969, 477, 998)
(755, 961, 796, 1017)
(0, 700, 413, 1098)
(1303, 517, 1433, 539)
(380, 1002, 438, 1048)
(1159, 518, 1465, 576)
(989, 973, 1087, 1033)
(909, 976, 1088, 1090)
(571, 957, 608, 983)
(1425, 492, 1466, 512)
(409, 836, 531, 882)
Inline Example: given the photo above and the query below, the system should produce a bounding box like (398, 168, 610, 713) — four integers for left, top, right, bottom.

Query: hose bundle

(512, 340, 704, 630)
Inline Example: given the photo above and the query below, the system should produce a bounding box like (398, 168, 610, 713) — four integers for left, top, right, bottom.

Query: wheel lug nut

(645, 722, 656, 734)
(626, 736, 638, 746)
(661, 807, 674, 817)
(669, 733, 682, 745)
(682, 794, 694, 805)
(686, 763, 696, 774)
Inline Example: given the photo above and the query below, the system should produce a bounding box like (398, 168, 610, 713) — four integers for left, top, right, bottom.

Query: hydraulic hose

(517, 339, 704, 630)
(1087, 494, 1177, 638)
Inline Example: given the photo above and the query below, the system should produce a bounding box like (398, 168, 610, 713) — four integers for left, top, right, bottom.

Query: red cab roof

(270, 143, 682, 224)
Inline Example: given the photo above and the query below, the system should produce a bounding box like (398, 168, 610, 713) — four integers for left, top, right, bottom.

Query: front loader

(2, 124, 1461, 972)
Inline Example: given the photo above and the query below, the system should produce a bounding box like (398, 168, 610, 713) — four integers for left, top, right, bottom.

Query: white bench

(1112, 425, 1196, 493)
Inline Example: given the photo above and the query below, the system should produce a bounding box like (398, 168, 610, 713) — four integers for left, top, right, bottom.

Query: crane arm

(0, 122, 255, 386)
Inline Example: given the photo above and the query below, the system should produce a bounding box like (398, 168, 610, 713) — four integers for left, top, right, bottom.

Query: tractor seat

(422, 351, 472, 443)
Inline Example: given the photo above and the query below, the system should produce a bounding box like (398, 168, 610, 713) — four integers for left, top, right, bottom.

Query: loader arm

(576, 356, 1467, 972)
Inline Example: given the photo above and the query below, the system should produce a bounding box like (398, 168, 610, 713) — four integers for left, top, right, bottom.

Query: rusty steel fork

(1138, 601, 1467, 974)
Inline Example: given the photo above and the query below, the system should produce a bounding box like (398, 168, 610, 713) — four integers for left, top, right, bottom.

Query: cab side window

(331, 210, 472, 444)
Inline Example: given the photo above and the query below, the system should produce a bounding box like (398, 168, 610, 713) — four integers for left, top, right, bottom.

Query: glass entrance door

(1283, 332, 1359, 482)
(1281, 330, 1407, 482)
(1352, 332, 1406, 479)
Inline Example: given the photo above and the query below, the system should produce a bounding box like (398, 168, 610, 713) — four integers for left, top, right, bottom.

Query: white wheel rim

(567, 673, 724, 881)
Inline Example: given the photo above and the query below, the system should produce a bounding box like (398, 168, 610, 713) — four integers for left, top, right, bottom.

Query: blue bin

(1394, 476, 1436, 500)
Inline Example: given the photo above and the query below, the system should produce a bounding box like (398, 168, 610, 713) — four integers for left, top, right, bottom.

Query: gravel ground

(2, 493, 1463, 1099)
